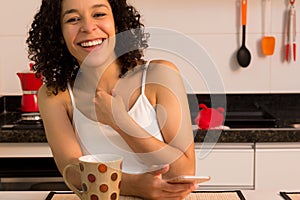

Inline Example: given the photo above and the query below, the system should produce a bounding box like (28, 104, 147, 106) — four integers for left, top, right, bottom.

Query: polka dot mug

(63, 154, 123, 200)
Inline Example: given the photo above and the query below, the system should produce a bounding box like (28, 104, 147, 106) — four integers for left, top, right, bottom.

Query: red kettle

(17, 63, 43, 113)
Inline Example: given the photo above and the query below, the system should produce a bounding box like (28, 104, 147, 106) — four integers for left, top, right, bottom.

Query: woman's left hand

(147, 165, 197, 200)
(121, 165, 197, 200)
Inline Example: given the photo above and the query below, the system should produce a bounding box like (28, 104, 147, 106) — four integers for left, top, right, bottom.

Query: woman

(26, 0, 196, 199)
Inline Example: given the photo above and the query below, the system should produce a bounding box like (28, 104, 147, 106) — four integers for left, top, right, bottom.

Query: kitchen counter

(1, 123, 300, 143)
(1, 95, 299, 200)
(0, 189, 289, 200)
(1, 92, 300, 144)
(0, 128, 46, 143)
(194, 127, 300, 143)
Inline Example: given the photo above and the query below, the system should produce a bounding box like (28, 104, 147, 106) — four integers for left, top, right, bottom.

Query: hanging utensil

(262, 0, 275, 56)
(237, 0, 251, 68)
(286, 0, 296, 61)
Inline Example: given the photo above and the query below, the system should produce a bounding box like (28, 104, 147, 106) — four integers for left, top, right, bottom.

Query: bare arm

(38, 86, 82, 182)
(94, 60, 195, 178)
(38, 65, 196, 199)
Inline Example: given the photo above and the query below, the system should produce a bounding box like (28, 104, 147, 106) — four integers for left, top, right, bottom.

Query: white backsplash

(0, 0, 299, 95)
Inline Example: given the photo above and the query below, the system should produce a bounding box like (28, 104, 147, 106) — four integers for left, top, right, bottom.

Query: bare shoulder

(148, 59, 180, 73)
(38, 84, 69, 99)
(37, 85, 52, 106)
(38, 85, 60, 104)
(37, 84, 50, 99)
(38, 85, 71, 112)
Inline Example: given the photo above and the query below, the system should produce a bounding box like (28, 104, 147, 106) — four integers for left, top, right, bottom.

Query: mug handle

(63, 164, 83, 199)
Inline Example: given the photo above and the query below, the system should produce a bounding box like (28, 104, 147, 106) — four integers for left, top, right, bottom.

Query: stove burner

(21, 113, 42, 121)
(1, 113, 44, 130)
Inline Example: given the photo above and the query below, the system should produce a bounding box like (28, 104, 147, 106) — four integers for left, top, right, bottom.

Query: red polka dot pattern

(100, 184, 108, 192)
(79, 159, 121, 200)
(111, 173, 118, 181)
(88, 174, 96, 183)
(90, 194, 98, 200)
(98, 164, 107, 173)
(111, 192, 117, 200)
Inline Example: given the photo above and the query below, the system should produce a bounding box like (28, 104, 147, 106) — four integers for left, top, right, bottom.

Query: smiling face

(61, 0, 116, 65)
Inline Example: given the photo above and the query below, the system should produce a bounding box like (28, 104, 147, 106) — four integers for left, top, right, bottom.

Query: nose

(80, 18, 97, 33)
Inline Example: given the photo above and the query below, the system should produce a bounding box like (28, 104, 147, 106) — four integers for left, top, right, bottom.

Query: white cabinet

(195, 143, 255, 190)
(256, 143, 300, 190)
(0, 143, 52, 157)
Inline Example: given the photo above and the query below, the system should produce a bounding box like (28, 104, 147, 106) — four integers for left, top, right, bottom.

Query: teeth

(80, 39, 103, 47)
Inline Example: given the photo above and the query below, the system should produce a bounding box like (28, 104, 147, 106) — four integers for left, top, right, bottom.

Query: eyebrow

(62, 4, 109, 18)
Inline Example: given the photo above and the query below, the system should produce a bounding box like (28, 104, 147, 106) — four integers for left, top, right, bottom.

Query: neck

(97, 59, 121, 93)
(75, 54, 121, 94)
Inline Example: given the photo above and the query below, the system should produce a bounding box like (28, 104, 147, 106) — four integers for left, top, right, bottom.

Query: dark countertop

(0, 129, 46, 143)
(1, 127, 300, 143)
(1, 94, 300, 143)
(194, 128, 300, 143)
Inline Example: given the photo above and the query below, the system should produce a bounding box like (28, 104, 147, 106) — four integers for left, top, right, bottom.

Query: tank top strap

(67, 83, 76, 109)
(141, 60, 151, 94)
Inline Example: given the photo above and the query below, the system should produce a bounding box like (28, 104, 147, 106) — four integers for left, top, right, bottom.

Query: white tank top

(68, 61, 164, 174)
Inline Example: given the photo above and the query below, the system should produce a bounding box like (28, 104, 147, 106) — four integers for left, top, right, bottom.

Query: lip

(77, 38, 105, 52)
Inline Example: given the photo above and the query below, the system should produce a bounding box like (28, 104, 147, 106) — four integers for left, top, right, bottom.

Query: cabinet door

(0, 143, 52, 157)
(195, 143, 254, 190)
(256, 143, 300, 190)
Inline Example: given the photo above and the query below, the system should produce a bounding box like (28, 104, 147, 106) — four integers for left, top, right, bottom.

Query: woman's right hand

(94, 88, 129, 127)
(121, 165, 197, 200)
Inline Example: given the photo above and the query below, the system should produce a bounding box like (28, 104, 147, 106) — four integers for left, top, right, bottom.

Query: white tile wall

(0, 0, 41, 95)
(131, 0, 300, 93)
(0, 36, 28, 94)
(0, 0, 299, 95)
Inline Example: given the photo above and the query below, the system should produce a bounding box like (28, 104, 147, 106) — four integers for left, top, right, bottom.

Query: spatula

(262, 0, 275, 56)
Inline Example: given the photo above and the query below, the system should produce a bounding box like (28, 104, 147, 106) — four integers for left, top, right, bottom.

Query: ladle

(237, 0, 251, 68)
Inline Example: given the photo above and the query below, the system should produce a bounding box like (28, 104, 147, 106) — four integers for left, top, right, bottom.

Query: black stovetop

(0, 112, 43, 130)
(224, 110, 278, 128)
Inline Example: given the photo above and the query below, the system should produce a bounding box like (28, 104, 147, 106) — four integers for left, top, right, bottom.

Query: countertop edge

(1, 128, 300, 143)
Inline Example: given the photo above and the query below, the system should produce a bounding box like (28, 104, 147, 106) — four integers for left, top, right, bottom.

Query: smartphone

(166, 175, 210, 184)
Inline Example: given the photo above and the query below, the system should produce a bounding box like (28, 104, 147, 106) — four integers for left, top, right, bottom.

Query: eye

(94, 12, 106, 18)
(65, 17, 81, 24)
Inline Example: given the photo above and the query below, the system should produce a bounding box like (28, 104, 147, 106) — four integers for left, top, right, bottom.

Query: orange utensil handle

(242, 0, 248, 25)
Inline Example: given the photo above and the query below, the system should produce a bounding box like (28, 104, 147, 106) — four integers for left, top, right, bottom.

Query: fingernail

(193, 183, 198, 189)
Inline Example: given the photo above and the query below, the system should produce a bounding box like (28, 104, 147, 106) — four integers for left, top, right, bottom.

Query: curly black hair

(26, 0, 149, 95)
